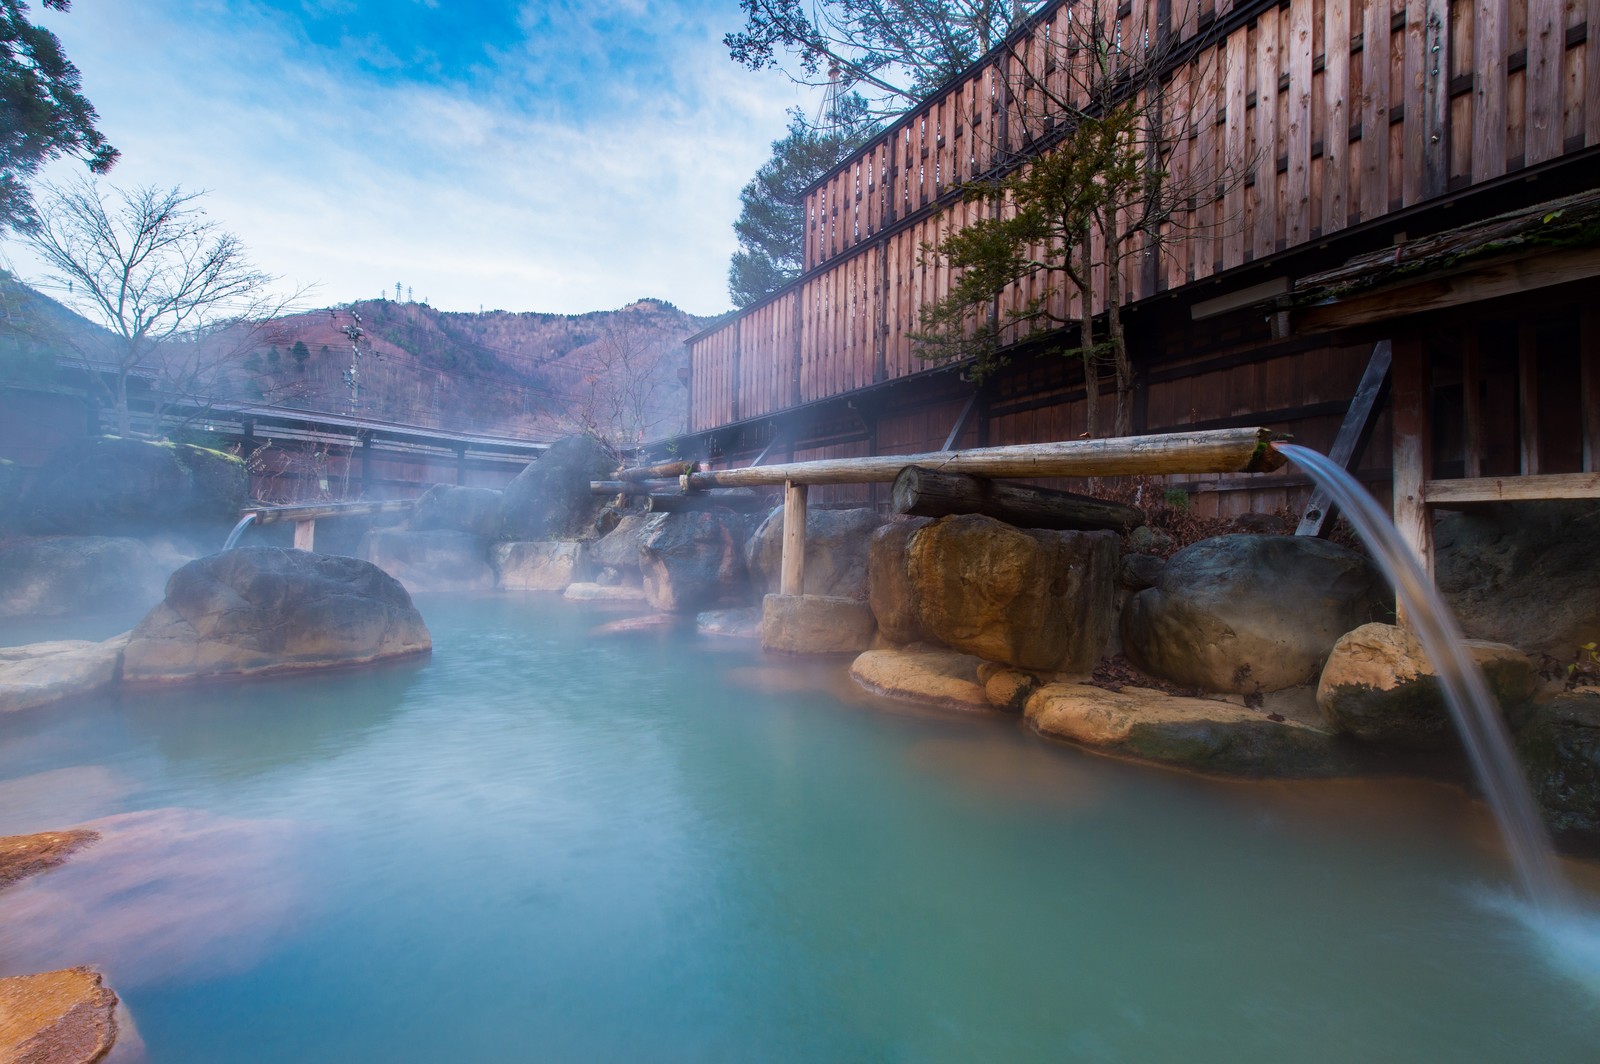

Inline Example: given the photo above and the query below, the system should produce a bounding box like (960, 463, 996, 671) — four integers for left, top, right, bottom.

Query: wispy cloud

(10, 0, 803, 316)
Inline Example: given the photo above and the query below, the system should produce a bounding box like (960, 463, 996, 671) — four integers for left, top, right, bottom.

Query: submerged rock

(761, 593, 876, 654)
(1516, 693, 1600, 849)
(696, 606, 761, 639)
(904, 514, 1118, 674)
(0, 966, 130, 1064)
(493, 541, 589, 591)
(0, 635, 129, 714)
(1025, 683, 1354, 777)
(0, 536, 168, 619)
(1121, 534, 1387, 694)
(849, 648, 990, 711)
(1317, 622, 1538, 749)
(564, 582, 647, 602)
(638, 511, 750, 613)
(746, 505, 882, 599)
(498, 435, 615, 541)
(359, 529, 494, 593)
(121, 547, 430, 684)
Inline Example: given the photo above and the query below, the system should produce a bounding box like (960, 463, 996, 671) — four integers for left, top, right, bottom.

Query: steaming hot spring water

(6, 550, 1600, 1054)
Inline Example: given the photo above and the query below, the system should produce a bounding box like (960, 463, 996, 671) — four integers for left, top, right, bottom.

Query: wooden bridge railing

(690, 0, 1600, 434)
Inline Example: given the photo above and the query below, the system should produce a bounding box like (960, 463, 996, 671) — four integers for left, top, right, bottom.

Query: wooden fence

(690, 0, 1600, 433)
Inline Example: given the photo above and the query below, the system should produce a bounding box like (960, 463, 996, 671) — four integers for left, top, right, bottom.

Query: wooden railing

(690, 0, 1600, 434)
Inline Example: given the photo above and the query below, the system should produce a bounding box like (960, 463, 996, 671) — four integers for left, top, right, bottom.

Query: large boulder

(409, 485, 503, 537)
(761, 593, 876, 654)
(22, 436, 246, 536)
(1121, 535, 1387, 694)
(901, 514, 1118, 674)
(1317, 622, 1538, 749)
(492, 541, 589, 591)
(121, 547, 431, 684)
(0, 634, 129, 714)
(638, 511, 750, 613)
(1435, 501, 1600, 658)
(498, 435, 615, 541)
(588, 513, 651, 580)
(0, 536, 169, 619)
(746, 506, 883, 599)
(1516, 693, 1600, 850)
(358, 529, 494, 593)
(867, 517, 934, 644)
(1025, 682, 1355, 777)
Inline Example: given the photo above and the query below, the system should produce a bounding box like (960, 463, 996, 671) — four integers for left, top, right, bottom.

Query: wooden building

(677, 0, 1600, 573)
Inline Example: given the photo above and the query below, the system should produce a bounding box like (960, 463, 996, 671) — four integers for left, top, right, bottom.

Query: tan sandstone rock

(1025, 682, 1354, 777)
(0, 635, 128, 714)
(492, 540, 590, 591)
(849, 649, 991, 711)
(1317, 622, 1538, 748)
(762, 594, 876, 654)
(0, 967, 124, 1064)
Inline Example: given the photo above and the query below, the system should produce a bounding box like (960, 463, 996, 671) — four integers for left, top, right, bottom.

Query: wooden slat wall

(690, 0, 1598, 434)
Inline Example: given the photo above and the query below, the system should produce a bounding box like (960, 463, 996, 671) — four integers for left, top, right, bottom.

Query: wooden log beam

(614, 460, 696, 481)
(892, 466, 1144, 531)
(1424, 472, 1600, 506)
(589, 479, 682, 495)
(780, 481, 808, 596)
(247, 499, 415, 525)
(644, 493, 774, 514)
(685, 428, 1285, 489)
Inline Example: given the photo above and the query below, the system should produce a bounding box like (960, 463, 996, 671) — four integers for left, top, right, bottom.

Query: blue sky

(8, 0, 806, 316)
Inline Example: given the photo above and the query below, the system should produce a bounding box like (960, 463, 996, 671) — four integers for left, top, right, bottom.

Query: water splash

(1274, 443, 1575, 913)
(222, 512, 256, 551)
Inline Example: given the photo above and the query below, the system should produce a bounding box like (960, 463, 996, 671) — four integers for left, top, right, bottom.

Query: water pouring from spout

(222, 512, 256, 551)
(1273, 443, 1576, 914)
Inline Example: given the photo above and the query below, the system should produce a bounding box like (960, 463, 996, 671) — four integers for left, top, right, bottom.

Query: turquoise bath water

(2, 594, 1598, 1061)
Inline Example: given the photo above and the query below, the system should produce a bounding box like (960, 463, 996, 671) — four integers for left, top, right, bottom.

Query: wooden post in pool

(1390, 338, 1432, 626)
(293, 519, 315, 552)
(780, 480, 808, 595)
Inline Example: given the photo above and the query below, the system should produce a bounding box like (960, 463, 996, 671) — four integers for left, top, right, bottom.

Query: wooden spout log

(589, 479, 682, 495)
(614, 459, 696, 481)
(645, 493, 774, 514)
(892, 466, 1145, 530)
(684, 428, 1285, 489)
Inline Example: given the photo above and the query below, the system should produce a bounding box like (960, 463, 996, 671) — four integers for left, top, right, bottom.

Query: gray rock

(1121, 534, 1387, 694)
(696, 606, 762, 639)
(0, 634, 129, 713)
(761, 593, 876, 654)
(22, 436, 246, 536)
(1436, 501, 1600, 658)
(1516, 693, 1600, 850)
(564, 582, 647, 602)
(639, 511, 750, 613)
(746, 505, 883, 599)
(493, 541, 589, 591)
(0, 536, 168, 619)
(498, 435, 616, 541)
(410, 485, 504, 537)
(359, 529, 494, 593)
(1317, 622, 1538, 749)
(1119, 552, 1167, 591)
(588, 513, 651, 574)
(122, 547, 430, 683)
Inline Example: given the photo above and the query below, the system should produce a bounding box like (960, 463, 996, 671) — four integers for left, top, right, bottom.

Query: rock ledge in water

(0, 967, 126, 1064)
(121, 547, 431, 684)
(849, 649, 990, 711)
(0, 635, 129, 714)
(0, 829, 100, 889)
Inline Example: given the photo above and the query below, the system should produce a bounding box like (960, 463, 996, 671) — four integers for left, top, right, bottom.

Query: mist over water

(3, 593, 1599, 1058)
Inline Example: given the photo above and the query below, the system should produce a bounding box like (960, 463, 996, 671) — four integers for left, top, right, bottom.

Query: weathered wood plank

(1526, 0, 1565, 164)
(1462, 332, 1484, 477)
(1288, 0, 1315, 244)
(1296, 339, 1392, 535)
(1425, 472, 1600, 504)
(1255, 8, 1282, 257)
(1360, 0, 1392, 217)
(248, 498, 416, 525)
(1323, 0, 1351, 233)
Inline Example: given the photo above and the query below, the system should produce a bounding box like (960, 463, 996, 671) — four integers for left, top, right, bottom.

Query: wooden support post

(1391, 338, 1434, 625)
(360, 434, 374, 495)
(780, 480, 808, 596)
(942, 392, 980, 451)
(455, 445, 468, 486)
(1296, 340, 1392, 536)
(1519, 320, 1541, 475)
(293, 518, 315, 552)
